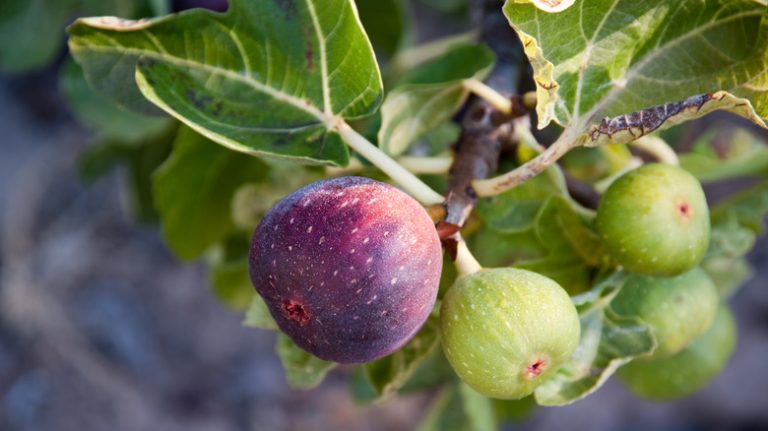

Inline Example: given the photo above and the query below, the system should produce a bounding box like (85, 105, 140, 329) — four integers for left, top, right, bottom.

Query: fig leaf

(504, 0, 768, 138)
(68, 0, 383, 166)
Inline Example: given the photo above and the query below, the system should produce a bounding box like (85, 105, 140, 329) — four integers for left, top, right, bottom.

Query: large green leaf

(378, 43, 495, 155)
(276, 334, 336, 389)
(68, 0, 383, 166)
(153, 126, 269, 260)
(504, 0, 768, 136)
(534, 273, 656, 406)
(364, 314, 440, 400)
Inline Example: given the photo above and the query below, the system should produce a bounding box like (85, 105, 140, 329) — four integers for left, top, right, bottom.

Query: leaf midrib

(581, 8, 764, 124)
(71, 37, 334, 125)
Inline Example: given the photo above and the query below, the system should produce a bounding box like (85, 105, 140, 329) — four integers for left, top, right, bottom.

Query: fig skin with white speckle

(249, 176, 443, 363)
(440, 268, 581, 399)
(596, 163, 710, 276)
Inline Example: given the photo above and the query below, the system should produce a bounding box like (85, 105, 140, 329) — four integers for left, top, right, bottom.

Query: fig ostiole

(440, 268, 580, 399)
(618, 305, 737, 400)
(249, 176, 442, 363)
(596, 163, 710, 276)
(610, 268, 719, 359)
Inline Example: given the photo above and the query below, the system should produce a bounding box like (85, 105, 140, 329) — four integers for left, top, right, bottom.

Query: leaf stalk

(335, 120, 444, 205)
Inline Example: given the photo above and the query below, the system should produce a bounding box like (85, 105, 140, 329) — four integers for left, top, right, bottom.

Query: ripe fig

(618, 305, 736, 400)
(249, 176, 442, 363)
(596, 163, 710, 276)
(440, 268, 580, 399)
(609, 268, 719, 359)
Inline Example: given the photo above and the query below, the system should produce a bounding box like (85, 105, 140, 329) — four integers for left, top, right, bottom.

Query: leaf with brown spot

(68, 0, 383, 166)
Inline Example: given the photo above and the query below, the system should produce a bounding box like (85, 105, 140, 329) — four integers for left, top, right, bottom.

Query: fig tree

(440, 268, 580, 399)
(618, 306, 737, 400)
(249, 176, 442, 363)
(610, 268, 719, 358)
(596, 163, 710, 276)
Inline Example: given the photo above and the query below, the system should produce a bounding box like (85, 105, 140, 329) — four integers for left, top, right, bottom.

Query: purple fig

(249, 176, 443, 363)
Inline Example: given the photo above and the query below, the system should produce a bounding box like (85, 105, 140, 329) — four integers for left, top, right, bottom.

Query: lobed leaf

(503, 0, 768, 133)
(68, 0, 383, 166)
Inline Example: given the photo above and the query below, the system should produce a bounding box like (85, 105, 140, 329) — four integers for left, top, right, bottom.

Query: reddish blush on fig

(249, 176, 443, 363)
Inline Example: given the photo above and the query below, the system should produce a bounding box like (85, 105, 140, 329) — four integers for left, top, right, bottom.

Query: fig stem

(629, 136, 680, 166)
(454, 239, 483, 276)
(462, 78, 512, 114)
(335, 120, 445, 205)
(473, 126, 583, 197)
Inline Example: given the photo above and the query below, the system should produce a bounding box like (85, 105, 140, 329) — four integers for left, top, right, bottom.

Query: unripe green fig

(610, 268, 719, 358)
(440, 268, 580, 399)
(618, 306, 736, 400)
(596, 163, 710, 276)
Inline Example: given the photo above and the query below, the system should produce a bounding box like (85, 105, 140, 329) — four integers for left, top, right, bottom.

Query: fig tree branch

(472, 127, 583, 197)
(442, 0, 525, 229)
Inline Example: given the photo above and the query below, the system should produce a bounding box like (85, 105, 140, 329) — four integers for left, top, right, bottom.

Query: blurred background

(1, 1, 767, 430)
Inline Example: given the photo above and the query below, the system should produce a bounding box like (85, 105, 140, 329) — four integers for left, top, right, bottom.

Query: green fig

(618, 306, 736, 400)
(440, 268, 580, 399)
(596, 163, 710, 276)
(610, 268, 719, 358)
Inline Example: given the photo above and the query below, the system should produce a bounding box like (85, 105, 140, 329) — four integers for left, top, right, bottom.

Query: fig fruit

(596, 163, 710, 276)
(610, 268, 719, 358)
(440, 268, 580, 399)
(618, 305, 736, 400)
(249, 176, 442, 363)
